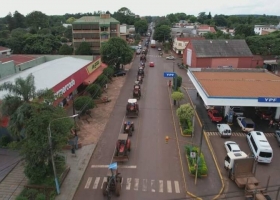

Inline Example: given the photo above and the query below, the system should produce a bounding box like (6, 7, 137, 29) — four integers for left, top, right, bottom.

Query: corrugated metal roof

(73, 16, 119, 24)
(192, 39, 253, 58)
(0, 57, 91, 99)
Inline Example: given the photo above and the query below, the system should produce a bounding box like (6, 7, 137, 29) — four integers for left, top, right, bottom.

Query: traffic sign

(163, 72, 176, 77)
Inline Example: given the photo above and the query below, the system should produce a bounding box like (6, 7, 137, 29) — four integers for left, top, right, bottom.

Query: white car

(166, 56, 175, 60)
(158, 47, 162, 51)
(224, 141, 241, 153)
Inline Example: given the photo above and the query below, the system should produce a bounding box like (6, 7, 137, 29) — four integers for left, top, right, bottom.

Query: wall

(251, 59, 264, 68)
(16, 56, 45, 72)
(44, 55, 94, 62)
(196, 58, 211, 68)
(237, 57, 253, 68)
(0, 61, 16, 78)
(211, 58, 239, 68)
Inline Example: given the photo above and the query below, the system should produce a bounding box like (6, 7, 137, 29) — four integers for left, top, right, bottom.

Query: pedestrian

(71, 145, 76, 157)
(168, 80, 171, 87)
(268, 119, 273, 128)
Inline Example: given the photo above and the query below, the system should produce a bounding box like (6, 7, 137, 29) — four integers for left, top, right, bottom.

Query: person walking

(268, 119, 273, 128)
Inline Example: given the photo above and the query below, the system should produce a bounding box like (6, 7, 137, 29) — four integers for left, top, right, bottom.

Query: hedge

(181, 119, 193, 135)
(185, 145, 208, 177)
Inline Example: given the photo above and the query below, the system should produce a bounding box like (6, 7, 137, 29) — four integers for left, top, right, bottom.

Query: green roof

(73, 16, 119, 25)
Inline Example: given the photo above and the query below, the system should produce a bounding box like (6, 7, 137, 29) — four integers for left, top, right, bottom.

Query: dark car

(275, 130, 280, 146)
(256, 109, 273, 120)
(114, 70, 126, 77)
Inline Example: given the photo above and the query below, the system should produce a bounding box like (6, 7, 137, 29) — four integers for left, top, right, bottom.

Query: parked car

(217, 124, 232, 138)
(158, 47, 162, 51)
(208, 109, 223, 122)
(114, 70, 126, 77)
(275, 130, 280, 146)
(236, 117, 255, 132)
(136, 49, 141, 55)
(166, 56, 175, 60)
(230, 106, 244, 117)
(224, 141, 241, 153)
(256, 109, 273, 120)
(149, 62, 154, 67)
(204, 103, 215, 110)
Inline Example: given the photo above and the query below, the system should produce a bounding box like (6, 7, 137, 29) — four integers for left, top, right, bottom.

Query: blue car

(114, 70, 126, 77)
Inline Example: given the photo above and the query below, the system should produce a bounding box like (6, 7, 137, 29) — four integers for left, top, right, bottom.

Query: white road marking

(151, 180, 155, 192)
(101, 177, 107, 189)
(142, 179, 147, 191)
(84, 177, 92, 189)
(126, 178, 132, 190)
(167, 180, 172, 193)
(174, 181, 180, 193)
(134, 178, 139, 191)
(159, 180, 163, 193)
(91, 165, 137, 169)
(92, 177, 100, 189)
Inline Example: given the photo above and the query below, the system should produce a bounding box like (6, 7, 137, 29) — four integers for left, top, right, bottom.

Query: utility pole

(195, 125, 204, 185)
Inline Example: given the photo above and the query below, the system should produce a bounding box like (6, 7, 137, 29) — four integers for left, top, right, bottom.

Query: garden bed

(185, 145, 208, 177)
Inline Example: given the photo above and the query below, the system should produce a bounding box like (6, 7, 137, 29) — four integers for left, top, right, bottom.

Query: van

(246, 131, 273, 163)
(217, 124, 232, 138)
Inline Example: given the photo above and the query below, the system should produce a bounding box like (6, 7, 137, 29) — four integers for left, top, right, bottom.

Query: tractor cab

(102, 162, 122, 197)
(126, 99, 139, 117)
(123, 121, 134, 136)
(138, 68, 144, 77)
(136, 76, 143, 84)
(116, 134, 131, 156)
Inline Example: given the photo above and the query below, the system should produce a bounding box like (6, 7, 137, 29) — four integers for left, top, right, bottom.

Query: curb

(183, 86, 225, 199)
(179, 124, 192, 137)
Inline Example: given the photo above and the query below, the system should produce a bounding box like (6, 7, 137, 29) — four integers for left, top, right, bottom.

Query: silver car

(224, 141, 241, 153)
(166, 56, 175, 60)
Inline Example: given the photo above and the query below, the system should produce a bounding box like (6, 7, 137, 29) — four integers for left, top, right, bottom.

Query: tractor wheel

(103, 182, 108, 196)
(115, 182, 121, 196)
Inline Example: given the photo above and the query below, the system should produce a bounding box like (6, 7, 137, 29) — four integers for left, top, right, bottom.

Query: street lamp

(47, 114, 79, 194)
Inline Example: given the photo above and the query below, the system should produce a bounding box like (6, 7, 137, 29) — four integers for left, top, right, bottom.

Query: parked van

(246, 131, 273, 163)
(217, 124, 232, 138)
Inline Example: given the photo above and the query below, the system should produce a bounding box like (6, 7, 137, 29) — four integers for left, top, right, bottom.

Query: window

(250, 136, 258, 152)
(246, 123, 254, 128)
(259, 152, 272, 158)
(101, 35, 108, 39)
(101, 27, 108, 31)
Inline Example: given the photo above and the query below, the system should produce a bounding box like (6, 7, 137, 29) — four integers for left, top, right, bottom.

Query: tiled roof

(193, 70, 280, 97)
(210, 27, 216, 33)
(0, 46, 10, 51)
(191, 39, 253, 58)
(0, 55, 37, 65)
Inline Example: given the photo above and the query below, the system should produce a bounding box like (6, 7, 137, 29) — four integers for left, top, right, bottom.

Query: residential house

(72, 14, 120, 54)
(0, 47, 11, 55)
(260, 29, 277, 35)
(183, 39, 256, 68)
(254, 25, 275, 35)
(171, 27, 197, 39)
(196, 25, 216, 36)
(220, 28, 235, 36)
(173, 37, 205, 55)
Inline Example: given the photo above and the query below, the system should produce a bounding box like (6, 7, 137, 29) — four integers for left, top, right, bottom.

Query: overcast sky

(1, 0, 280, 18)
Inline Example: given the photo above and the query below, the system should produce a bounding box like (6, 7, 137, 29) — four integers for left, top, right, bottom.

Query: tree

(37, 28, 51, 35)
(64, 26, 73, 41)
(171, 91, 184, 106)
(26, 11, 49, 29)
(197, 12, 207, 24)
(153, 25, 171, 42)
(213, 15, 228, 27)
(5, 12, 15, 31)
(176, 103, 195, 125)
(59, 44, 73, 55)
(74, 96, 95, 114)
(66, 17, 76, 24)
(134, 20, 148, 35)
(175, 13, 187, 21)
(166, 14, 178, 24)
(96, 74, 109, 87)
(188, 15, 197, 23)
(7, 28, 29, 53)
(75, 42, 92, 55)
(103, 67, 114, 80)
(85, 84, 102, 98)
(234, 24, 255, 38)
(50, 26, 66, 36)
(176, 76, 182, 88)
(13, 11, 26, 29)
(100, 37, 133, 69)
(155, 18, 171, 28)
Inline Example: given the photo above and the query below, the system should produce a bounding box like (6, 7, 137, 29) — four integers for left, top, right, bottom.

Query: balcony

(72, 30, 100, 33)
(73, 38, 100, 42)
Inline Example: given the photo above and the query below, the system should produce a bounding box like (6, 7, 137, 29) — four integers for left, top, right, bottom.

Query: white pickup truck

(236, 117, 255, 132)
(217, 124, 232, 138)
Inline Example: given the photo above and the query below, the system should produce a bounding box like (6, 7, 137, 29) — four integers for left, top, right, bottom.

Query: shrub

(85, 84, 102, 98)
(185, 145, 208, 177)
(0, 135, 12, 147)
(103, 67, 114, 79)
(182, 120, 193, 135)
(96, 74, 109, 87)
(74, 96, 95, 114)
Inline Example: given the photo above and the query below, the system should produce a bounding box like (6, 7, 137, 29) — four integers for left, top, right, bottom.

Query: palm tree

(0, 74, 51, 140)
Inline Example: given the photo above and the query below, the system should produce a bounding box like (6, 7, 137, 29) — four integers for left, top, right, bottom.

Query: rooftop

(73, 16, 119, 24)
(0, 57, 91, 99)
(192, 69, 280, 98)
(0, 46, 11, 52)
(0, 54, 38, 65)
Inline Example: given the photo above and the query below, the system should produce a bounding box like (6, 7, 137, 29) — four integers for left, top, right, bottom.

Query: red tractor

(123, 121, 134, 136)
(113, 134, 131, 162)
(138, 68, 144, 78)
(137, 76, 143, 84)
(133, 84, 141, 100)
(140, 54, 146, 63)
(126, 99, 139, 118)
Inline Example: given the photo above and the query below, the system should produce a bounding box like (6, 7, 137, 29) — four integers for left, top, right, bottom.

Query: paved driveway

(0, 149, 21, 183)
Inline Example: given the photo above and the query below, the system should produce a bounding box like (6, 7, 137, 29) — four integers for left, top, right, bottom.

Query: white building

(254, 25, 275, 35)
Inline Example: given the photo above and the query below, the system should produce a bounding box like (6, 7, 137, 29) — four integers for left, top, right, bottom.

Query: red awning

(83, 64, 107, 85)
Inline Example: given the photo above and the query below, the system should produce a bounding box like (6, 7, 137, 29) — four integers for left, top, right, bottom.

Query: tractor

(133, 84, 141, 100)
(123, 121, 134, 136)
(113, 134, 131, 162)
(137, 76, 143, 84)
(140, 54, 146, 63)
(102, 162, 122, 199)
(126, 99, 139, 117)
(138, 68, 144, 78)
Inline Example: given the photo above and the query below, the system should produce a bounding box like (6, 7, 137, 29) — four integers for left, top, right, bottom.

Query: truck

(217, 123, 232, 138)
(225, 152, 272, 200)
(237, 117, 255, 132)
(150, 40, 156, 48)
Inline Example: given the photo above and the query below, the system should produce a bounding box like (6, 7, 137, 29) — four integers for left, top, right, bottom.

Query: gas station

(187, 68, 280, 124)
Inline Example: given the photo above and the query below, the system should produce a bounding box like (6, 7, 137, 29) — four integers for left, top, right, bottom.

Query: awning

(83, 63, 107, 85)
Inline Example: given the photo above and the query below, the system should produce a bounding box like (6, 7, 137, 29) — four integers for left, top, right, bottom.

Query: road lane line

(142, 179, 147, 191)
(101, 177, 107, 189)
(126, 178, 131, 190)
(84, 177, 92, 189)
(167, 180, 172, 193)
(174, 181, 180, 193)
(92, 177, 100, 189)
(159, 180, 163, 193)
(91, 165, 137, 169)
(134, 178, 139, 191)
(151, 180, 155, 192)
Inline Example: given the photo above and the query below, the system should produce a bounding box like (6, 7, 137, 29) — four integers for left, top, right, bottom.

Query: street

(73, 43, 186, 200)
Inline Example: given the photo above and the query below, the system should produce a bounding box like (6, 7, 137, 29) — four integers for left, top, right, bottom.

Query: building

(254, 25, 275, 35)
(173, 37, 205, 55)
(260, 29, 276, 35)
(72, 14, 120, 54)
(220, 28, 235, 36)
(0, 47, 11, 55)
(183, 39, 255, 68)
(196, 25, 216, 36)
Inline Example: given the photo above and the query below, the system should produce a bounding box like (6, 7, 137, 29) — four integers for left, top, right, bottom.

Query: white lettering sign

(166, 73, 174, 77)
(265, 98, 276, 102)
(55, 79, 75, 96)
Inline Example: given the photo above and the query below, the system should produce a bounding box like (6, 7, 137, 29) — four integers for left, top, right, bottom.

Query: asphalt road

(73, 43, 186, 200)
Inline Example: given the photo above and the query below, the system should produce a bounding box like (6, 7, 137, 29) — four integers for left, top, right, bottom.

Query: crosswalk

(207, 132, 275, 137)
(84, 177, 181, 194)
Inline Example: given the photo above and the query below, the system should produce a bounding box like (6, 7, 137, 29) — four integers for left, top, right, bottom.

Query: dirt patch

(75, 63, 133, 146)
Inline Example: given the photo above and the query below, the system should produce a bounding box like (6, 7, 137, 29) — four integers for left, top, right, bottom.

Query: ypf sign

(258, 97, 280, 103)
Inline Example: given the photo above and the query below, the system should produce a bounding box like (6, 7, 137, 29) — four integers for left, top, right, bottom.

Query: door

(186, 48, 192, 66)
